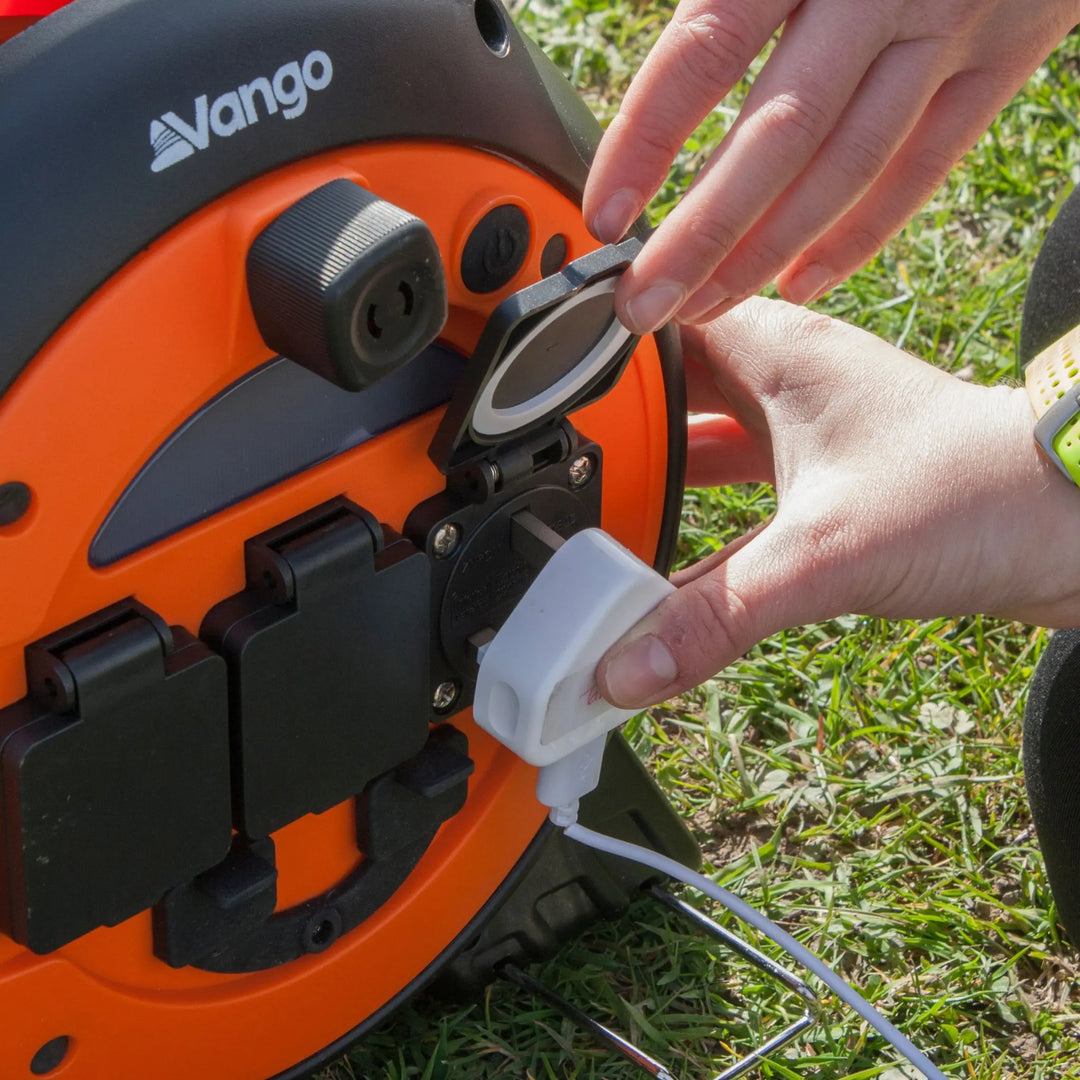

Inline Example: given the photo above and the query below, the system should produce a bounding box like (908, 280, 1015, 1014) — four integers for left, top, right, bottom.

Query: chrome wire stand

(501, 883, 820, 1080)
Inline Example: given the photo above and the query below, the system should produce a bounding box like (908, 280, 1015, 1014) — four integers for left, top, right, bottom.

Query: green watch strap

(1026, 324, 1080, 485)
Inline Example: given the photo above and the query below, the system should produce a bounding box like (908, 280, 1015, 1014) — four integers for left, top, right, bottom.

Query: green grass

(321, 7, 1080, 1079)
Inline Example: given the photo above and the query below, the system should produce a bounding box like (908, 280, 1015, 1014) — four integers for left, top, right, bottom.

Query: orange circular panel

(0, 142, 672, 1079)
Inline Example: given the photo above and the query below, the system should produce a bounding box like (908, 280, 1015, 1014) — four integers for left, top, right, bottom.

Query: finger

(614, 0, 898, 333)
(682, 316, 774, 429)
(676, 37, 947, 317)
(686, 414, 773, 487)
(685, 354, 733, 415)
(682, 323, 736, 413)
(596, 513, 839, 706)
(683, 318, 775, 481)
(693, 295, 884, 444)
(584, 0, 795, 244)
(671, 518, 771, 587)
(777, 67, 1023, 303)
(694, 294, 841, 394)
(677, 289, 739, 326)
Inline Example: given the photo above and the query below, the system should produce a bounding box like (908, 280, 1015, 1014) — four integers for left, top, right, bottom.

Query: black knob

(247, 179, 447, 391)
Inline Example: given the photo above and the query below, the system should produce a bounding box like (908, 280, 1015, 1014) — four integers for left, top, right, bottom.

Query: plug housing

(473, 529, 674, 819)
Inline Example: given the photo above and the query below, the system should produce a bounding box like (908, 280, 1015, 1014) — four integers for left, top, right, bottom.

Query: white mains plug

(473, 528, 674, 822)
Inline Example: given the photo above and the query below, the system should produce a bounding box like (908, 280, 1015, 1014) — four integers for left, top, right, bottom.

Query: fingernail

(782, 263, 834, 306)
(602, 634, 678, 707)
(622, 281, 686, 335)
(591, 188, 641, 243)
(676, 280, 730, 324)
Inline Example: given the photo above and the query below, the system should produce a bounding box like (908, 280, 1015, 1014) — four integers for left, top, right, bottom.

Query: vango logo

(149, 50, 334, 173)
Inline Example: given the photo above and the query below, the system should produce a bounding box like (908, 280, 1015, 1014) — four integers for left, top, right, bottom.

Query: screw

(568, 455, 595, 489)
(432, 523, 461, 558)
(302, 908, 343, 954)
(432, 680, 460, 713)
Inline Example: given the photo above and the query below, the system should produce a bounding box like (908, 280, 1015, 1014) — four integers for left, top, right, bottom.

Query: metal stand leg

(500, 884, 821, 1080)
(501, 962, 677, 1080)
(650, 886, 819, 1080)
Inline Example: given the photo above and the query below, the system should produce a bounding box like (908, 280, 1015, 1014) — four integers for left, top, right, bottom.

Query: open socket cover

(429, 238, 642, 472)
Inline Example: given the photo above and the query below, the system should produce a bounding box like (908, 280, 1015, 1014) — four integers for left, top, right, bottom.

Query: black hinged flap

(428, 239, 641, 473)
(201, 496, 431, 838)
(0, 600, 232, 954)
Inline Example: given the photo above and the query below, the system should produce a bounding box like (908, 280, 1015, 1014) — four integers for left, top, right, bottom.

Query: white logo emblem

(149, 50, 334, 173)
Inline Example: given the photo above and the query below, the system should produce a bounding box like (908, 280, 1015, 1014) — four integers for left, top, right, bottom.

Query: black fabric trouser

(1025, 630, 1080, 945)
(1021, 181, 1080, 946)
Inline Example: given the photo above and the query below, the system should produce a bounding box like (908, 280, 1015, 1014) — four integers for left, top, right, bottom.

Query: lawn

(322, 4, 1080, 1078)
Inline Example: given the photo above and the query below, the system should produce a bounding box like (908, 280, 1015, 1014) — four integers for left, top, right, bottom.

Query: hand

(595, 298, 1080, 708)
(583, 0, 1080, 333)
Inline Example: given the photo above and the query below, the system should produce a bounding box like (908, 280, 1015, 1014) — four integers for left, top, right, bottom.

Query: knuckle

(627, 109, 686, 162)
(730, 234, 787, 289)
(795, 506, 848, 557)
(826, 126, 894, 189)
(780, 310, 847, 377)
(793, 308, 840, 345)
(683, 576, 749, 672)
(845, 225, 887, 264)
(684, 211, 741, 265)
(764, 309, 852, 395)
(934, 0, 982, 38)
(709, 235, 785, 300)
(772, 499, 851, 574)
(672, 8, 758, 97)
(756, 90, 833, 159)
(904, 145, 956, 200)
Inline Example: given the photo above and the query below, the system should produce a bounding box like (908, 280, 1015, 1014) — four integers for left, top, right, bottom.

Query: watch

(1025, 323, 1080, 484)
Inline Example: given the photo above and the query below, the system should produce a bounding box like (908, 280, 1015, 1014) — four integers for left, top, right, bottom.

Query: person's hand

(583, 0, 1080, 334)
(595, 298, 1080, 708)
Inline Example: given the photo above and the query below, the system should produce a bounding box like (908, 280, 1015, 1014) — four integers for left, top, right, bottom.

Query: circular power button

(460, 204, 530, 293)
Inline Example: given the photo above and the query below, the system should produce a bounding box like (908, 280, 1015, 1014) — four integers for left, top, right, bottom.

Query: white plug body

(473, 528, 674, 815)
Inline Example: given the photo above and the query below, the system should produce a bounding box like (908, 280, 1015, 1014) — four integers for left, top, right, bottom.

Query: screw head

(432, 680, 460, 713)
(568, 455, 595, 489)
(301, 908, 343, 954)
(432, 522, 461, 558)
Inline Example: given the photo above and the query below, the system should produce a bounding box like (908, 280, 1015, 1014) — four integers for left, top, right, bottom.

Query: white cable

(473, 528, 948, 1078)
(564, 822, 949, 1080)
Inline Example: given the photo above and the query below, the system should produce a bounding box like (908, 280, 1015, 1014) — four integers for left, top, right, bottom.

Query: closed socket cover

(247, 179, 448, 391)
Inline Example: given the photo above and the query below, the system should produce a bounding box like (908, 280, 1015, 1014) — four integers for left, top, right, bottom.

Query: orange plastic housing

(0, 1, 66, 15)
(0, 14, 36, 40)
(0, 142, 673, 1079)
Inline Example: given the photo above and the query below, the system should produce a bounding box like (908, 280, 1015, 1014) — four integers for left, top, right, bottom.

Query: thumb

(596, 518, 839, 707)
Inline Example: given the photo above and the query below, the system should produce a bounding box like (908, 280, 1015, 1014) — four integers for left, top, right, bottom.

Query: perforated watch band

(1025, 323, 1080, 485)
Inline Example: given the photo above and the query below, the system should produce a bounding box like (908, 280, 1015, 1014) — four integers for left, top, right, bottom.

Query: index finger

(614, 0, 899, 331)
(584, 0, 796, 243)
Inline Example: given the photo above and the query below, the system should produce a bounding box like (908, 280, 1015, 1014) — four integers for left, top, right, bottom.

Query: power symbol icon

(461, 204, 530, 293)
